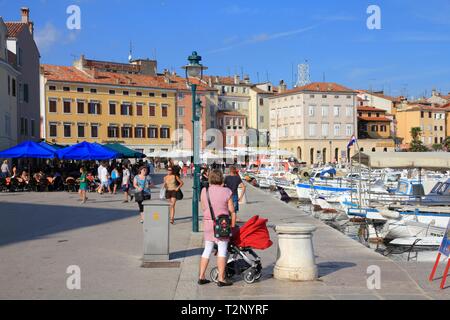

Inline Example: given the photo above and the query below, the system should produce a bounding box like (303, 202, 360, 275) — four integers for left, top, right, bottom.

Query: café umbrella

(0, 141, 57, 159)
(57, 142, 120, 160)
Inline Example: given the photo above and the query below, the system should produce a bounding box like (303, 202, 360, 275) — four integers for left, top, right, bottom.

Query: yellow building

(40, 60, 178, 155)
(396, 104, 447, 148)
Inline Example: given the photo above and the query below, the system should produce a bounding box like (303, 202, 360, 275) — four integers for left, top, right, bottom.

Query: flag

(347, 135, 357, 148)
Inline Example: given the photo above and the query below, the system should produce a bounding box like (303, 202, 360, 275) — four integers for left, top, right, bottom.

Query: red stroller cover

(231, 216, 273, 250)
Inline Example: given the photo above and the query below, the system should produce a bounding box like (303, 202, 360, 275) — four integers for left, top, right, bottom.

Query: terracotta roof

(166, 74, 215, 92)
(5, 22, 27, 38)
(42, 64, 179, 90)
(250, 86, 275, 94)
(203, 75, 251, 86)
(275, 82, 356, 96)
(399, 104, 447, 112)
(358, 116, 391, 122)
(357, 106, 387, 112)
(357, 90, 401, 102)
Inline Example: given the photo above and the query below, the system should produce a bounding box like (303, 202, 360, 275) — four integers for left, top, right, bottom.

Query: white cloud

(35, 22, 60, 52)
(207, 24, 320, 54)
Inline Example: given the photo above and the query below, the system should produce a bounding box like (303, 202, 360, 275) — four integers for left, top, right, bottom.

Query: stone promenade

(0, 175, 448, 300)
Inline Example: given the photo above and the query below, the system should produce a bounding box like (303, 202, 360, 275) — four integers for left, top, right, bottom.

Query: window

(441, 126, 444, 131)
(64, 124, 71, 138)
(77, 101, 84, 114)
(310, 95, 315, 98)
(49, 100, 57, 113)
(78, 124, 85, 138)
(322, 124, 328, 136)
(91, 124, 99, 138)
(123, 91, 129, 96)
(21, 118, 28, 135)
(149, 92, 155, 97)
(178, 93, 184, 100)
(429, 112, 432, 118)
(380, 125, 387, 132)
(259, 98, 264, 106)
(7, 75, 11, 95)
(346, 124, 353, 136)
(178, 107, 185, 117)
(136, 92, 142, 97)
(135, 127, 145, 138)
(121, 127, 132, 138)
(162, 105, 168, 117)
(63, 86, 70, 92)
(121, 104, 132, 116)
(109, 90, 116, 95)
(421, 111, 424, 118)
(107, 126, 119, 138)
(334, 106, 340, 117)
(309, 106, 315, 116)
(335, 95, 339, 99)
(322, 106, 328, 117)
(309, 123, 316, 137)
(162, 93, 168, 98)
(334, 124, 341, 136)
(63, 100, 71, 113)
(260, 116, 264, 123)
(12, 78, 16, 97)
(49, 123, 57, 137)
(346, 107, 353, 117)
(371, 125, 378, 132)
(322, 95, 327, 98)
(160, 128, 170, 138)
(88, 102, 101, 115)
(136, 104, 143, 116)
(149, 104, 156, 117)
(90, 88, 97, 93)
(109, 103, 116, 115)
(23, 84, 29, 102)
(148, 127, 158, 138)
(226, 136, 233, 145)
(77, 88, 84, 93)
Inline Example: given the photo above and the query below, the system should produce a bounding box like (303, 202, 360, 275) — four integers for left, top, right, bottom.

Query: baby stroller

(210, 216, 273, 284)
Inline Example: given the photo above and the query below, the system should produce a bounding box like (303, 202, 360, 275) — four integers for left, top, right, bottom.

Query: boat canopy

(352, 152, 450, 169)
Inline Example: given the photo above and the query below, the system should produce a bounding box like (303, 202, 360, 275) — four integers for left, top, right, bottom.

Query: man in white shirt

(97, 162, 111, 194)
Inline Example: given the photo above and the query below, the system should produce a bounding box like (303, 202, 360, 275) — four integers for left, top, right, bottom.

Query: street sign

(439, 221, 450, 257)
(429, 220, 450, 289)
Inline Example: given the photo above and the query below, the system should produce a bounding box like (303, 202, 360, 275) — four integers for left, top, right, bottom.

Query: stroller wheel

(210, 268, 219, 283)
(255, 272, 262, 281)
(243, 269, 257, 284)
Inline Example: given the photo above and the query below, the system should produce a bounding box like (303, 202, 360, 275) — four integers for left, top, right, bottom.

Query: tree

(444, 137, 450, 151)
(432, 143, 443, 152)
(409, 127, 429, 152)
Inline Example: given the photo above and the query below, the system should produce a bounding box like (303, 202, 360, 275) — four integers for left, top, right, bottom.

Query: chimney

(432, 89, 438, 97)
(21, 7, 30, 23)
(279, 80, 287, 93)
(234, 75, 240, 85)
(244, 74, 250, 84)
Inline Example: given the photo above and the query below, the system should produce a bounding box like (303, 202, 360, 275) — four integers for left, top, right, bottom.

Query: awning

(103, 143, 146, 159)
(0, 141, 57, 159)
(352, 152, 450, 169)
(57, 142, 120, 160)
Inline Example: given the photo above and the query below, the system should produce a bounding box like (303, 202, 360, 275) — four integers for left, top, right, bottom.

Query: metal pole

(191, 84, 200, 233)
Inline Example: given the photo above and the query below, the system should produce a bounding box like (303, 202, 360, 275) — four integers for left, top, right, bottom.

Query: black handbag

(134, 190, 144, 202)
(206, 188, 232, 239)
(176, 189, 184, 200)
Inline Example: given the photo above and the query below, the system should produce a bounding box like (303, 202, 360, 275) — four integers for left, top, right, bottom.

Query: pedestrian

(79, 167, 88, 204)
(111, 166, 120, 194)
(182, 165, 188, 179)
(164, 166, 184, 225)
(133, 166, 154, 224)
(198, 169, 236, 287)
(224, 166, 246, 223)
(1, 160, 10, 178)
(122, 164, 133, 203)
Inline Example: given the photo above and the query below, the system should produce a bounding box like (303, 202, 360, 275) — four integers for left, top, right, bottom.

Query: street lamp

(182, 51, 208, 233)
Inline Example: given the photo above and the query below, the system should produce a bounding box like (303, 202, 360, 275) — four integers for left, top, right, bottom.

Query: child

(79, 167, 88, 204)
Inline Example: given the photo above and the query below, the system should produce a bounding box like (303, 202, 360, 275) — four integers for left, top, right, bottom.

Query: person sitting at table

(20, 171, 30, 185)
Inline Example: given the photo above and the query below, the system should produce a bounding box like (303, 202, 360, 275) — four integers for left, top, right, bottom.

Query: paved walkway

(0, 175, 448, 300)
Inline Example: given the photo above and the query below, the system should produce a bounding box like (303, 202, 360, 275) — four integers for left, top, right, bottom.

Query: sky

(1, 0, 450, 98)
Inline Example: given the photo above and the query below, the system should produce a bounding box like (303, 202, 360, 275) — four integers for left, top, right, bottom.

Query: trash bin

(143, 203, 170, 262)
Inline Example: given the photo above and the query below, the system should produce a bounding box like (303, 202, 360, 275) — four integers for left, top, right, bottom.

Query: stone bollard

(274, 223, 318, 281)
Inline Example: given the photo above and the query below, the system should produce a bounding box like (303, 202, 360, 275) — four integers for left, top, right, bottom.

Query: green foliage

(409, 127, 429, 152)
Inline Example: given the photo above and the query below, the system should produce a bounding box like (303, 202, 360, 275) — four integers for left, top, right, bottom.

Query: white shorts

(202, 240, 228, 259)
